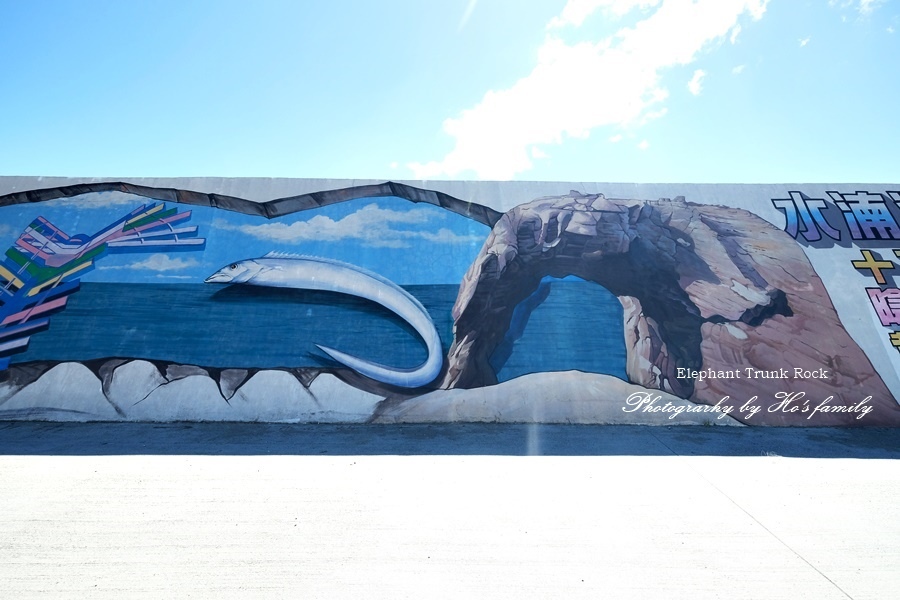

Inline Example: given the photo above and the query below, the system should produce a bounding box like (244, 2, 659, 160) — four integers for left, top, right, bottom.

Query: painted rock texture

(442, 192, 900, 426)
(374, 371, 741, 426)
(0, 360, 383, 423)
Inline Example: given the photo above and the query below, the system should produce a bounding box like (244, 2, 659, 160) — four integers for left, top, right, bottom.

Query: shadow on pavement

(0, 422, 897, 458)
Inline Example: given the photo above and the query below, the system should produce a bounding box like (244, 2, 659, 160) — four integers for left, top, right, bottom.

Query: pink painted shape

(1, 296, 68, 326)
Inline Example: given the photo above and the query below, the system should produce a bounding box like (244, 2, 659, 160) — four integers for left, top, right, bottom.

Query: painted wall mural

(0, 203, 204, 370)
(0, 177, 898, 427)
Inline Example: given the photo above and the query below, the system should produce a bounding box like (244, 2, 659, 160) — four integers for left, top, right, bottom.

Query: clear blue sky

(1, 0, 897, 183)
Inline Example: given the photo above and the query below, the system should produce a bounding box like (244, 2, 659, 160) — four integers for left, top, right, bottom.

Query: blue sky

(0, 0, 897, 183)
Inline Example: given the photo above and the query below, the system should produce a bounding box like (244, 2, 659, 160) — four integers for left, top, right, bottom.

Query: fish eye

(229, 264, 237, 270)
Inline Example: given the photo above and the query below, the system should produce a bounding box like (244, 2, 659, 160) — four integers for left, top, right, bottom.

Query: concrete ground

(1, 422, 898, 599)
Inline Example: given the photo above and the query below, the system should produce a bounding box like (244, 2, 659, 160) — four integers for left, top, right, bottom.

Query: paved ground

(1, 423, 898, 599)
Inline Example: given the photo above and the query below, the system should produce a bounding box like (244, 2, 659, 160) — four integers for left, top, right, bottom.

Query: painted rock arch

(442, 191, 900, 426)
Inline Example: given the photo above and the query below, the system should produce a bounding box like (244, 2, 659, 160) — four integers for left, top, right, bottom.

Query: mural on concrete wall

(0, 203, 204, 370)
(0, 179, 898, 426)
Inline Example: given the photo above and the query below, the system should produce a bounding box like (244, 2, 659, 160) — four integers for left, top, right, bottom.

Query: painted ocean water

(13, 281, 627, 381)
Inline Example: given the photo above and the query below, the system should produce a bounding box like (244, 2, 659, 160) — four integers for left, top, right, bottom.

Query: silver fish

(206, 252, 443, 388)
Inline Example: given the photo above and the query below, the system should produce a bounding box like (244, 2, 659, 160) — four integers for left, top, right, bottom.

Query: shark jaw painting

(205, 252, 443, 389)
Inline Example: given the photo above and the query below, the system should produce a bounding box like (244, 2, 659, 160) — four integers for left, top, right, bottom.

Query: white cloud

(799, 36, 810, 47)
(46, 191, 147, 209)
(732, 64, 746, 74)
(609, 133, 623, 142)
(638, 140, 650, 150)
(409, 0, 770, 180)
(100, 253, 199, 272)
(216, 203, 481, 249)
(888, 25, 895, 33)
(639, 106, 668, 124)
(548, 0, 661, 28)
(416, 228, 486, 245)
(859, 0, 886, 15)
(729, 24, 742, 43)
(687, 69, 706, 95)
(828, 0, 882, 16)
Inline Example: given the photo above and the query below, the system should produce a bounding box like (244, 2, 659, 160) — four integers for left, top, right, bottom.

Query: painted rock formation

(0, 359, 736, 426)
(442, 192, 900, 426)
(374, 371, 741, 426)
(0, 360, 384, 423)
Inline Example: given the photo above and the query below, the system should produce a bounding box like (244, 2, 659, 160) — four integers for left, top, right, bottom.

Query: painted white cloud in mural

(45, 191, 148, 209)
(409, 0, 769, 179)
(100, 253, 199, 272)
(417, 228, 485, 245)
(216, 203, 483, 249)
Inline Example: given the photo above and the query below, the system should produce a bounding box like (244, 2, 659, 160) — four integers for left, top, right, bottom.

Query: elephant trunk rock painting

(443, 191, 900, 426)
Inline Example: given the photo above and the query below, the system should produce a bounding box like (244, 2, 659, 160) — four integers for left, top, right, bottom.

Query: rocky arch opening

(440, 198, 799, 398)
(488, 275, 627, 383)
(442, 236, 713, 398)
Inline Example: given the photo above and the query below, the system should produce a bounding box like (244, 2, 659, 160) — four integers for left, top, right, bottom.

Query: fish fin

(263, 250, 315, 260)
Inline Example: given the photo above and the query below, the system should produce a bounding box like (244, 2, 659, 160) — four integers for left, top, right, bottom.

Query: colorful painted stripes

(0, 203, 205, 370)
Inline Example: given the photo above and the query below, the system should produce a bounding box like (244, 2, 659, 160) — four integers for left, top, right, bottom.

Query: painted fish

(205, 252, 443, 388)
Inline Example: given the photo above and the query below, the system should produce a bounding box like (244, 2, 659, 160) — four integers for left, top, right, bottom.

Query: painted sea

(13, 280, 627, 381)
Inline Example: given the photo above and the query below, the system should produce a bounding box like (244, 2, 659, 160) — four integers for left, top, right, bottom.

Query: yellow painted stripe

(0, 264, 24, 288)
(125, 203, 164, 226)
(27, 261, 93, 296)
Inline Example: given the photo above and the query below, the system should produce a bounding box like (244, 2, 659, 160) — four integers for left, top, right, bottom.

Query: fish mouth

(204, 272, 232, 284)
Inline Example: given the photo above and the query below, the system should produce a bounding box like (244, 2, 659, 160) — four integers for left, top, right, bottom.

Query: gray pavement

(1, 422, 898, 599)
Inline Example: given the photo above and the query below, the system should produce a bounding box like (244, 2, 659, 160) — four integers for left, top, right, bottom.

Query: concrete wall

(1, 177, 898, 426)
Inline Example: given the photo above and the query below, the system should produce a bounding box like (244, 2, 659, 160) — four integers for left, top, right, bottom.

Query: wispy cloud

(417, 228, 487, 245)
(731, 64, 745, 74)
(46, 191, 147, 209)
(609, 133, 624, 142)
(687, 69, 706, 95)
(100, 253, 199, 272)
(548, 0, 661, 28)
(858, 0, 886, 15)
(638, 140, 650, 150)
(409, 0, 769, 179)
(215, 203, 483, 249)
(799, 36, 811, 47)
(828, 0, 883, 16)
